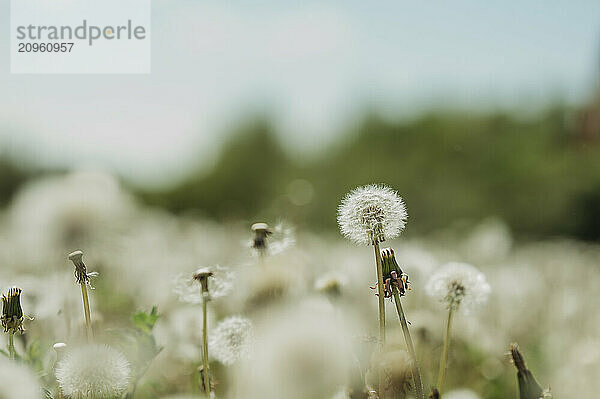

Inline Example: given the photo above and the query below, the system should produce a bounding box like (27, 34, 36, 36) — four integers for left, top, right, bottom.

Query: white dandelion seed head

(426, 262, 491, 313)
(56, 344, 131, 399)
(0, 356, 41, 399)
(173, 265, 234, 304)
(209, 315, 253, 366)
(337, 184, 408, 245)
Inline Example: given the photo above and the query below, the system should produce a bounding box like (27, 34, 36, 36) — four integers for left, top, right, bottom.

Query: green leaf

(131, 306, 160, 334)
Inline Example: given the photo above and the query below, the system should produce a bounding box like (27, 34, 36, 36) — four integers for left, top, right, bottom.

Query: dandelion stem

(372, 240, 386, 397)
(7, 332, 15, 359)
(373, 240, 386, 347)
(80, 283, 93, 342)
(201, 293, 211, 397)
(393, 291, 424, 399)
(437, 307, 454, 393)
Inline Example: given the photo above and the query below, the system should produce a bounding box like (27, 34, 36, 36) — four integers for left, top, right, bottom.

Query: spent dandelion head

(1, 287, 25, 334)
(337, 184, 407, 245)
(426, 262, 490, 313)
(377, 247, 411, 298)
(174, 265, 233, 304)
(249, 222, 295, 257)
(68, 250, 98, 287)
(251, 222, 272, 254)
(209, 315, 253, 366)
(56, 344, 131, 399)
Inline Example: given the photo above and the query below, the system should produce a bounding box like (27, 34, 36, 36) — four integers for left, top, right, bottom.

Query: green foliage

(141, 107, 600, 240)
(132, 306, 160, 335)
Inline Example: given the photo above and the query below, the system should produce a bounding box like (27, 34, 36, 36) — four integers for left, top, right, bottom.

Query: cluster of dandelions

(336, 184, 496, 399)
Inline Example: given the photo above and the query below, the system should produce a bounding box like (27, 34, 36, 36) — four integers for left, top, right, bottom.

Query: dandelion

(68, 250, 98, 342)
(337, 184, 407, 246)
(209, 316, 253, 366)
(0, 356, 42, 399)
(2, 286, 25, 359)
(249, 222, 295, 259)
(426, 262, 490, 393)
(380, 248, 424, 399)
(426, 262, 490, 313)
(509, 343, 546, 399)
(337, 184, 408, 397)
(173, 265, 233, 304)
(56, 344, 131, 399)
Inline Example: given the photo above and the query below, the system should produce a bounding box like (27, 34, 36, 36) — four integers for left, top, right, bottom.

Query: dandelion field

(0, 171, 599, 399)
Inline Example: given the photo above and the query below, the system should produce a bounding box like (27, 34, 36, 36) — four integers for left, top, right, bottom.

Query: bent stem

(80, 283, 93, 342)
(393, 292, 424, 399)
(201, 293, 211, 397)
(437, 307, 454, 393)
(8, 333, 15, 359)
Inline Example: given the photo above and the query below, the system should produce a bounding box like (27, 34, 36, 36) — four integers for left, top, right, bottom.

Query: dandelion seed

(209, 316, 253, 366)
(0, 356, 42, 399)
(337, 184, 407, 246)
(173, 265, 233, 304)
(425, 262, 491, 313)
(56, 344, 131, 399)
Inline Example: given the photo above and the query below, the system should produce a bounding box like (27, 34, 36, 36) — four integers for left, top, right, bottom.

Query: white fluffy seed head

(173, 265, 234, 304)
(56, 344, 131, 399)
(0, 356, 41, 399)
(426, 262, 491, 313)
(209, 316, 253, 366)
(337, 184, 408, 245)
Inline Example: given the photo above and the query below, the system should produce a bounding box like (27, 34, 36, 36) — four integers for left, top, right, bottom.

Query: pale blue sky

(1, 0, 599, 185)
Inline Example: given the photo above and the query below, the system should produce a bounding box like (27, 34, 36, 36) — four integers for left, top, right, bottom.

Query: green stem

(437, 307, 454, 393)
(393, 292, 425, 399)
(202, 293, 211, 397)
(372, 241, 385, 397)
(8, 333, 15, 359)
(80, 283, 93, 342)
(373, 241, 386, 347)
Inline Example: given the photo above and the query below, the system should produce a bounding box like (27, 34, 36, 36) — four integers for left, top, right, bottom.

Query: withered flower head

(373, 247, 411, 298)
(193, 267, 214, 294)
(251, 222, 272, 252)
(1, 287, 24, 334)
(68, 250, 98, 286)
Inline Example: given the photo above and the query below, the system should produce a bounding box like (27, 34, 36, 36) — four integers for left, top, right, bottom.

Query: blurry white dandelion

(56, 344, 131, 399)
(426, 262, 491, 313)
(337, 184, 407, 245)
(173, 265, 234, 304)
(209, 315, 253, 365)
(0, 356, 41, 399)
(427, 262, 490, 392)
(248, 222, 295, 257)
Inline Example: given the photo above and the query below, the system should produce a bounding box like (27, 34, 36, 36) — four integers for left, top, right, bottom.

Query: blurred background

(1, 3, 600, 399)
(2, 1, 600, 240)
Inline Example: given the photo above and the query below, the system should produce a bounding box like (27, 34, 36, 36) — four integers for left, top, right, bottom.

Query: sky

(1, 0, 600, 186)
